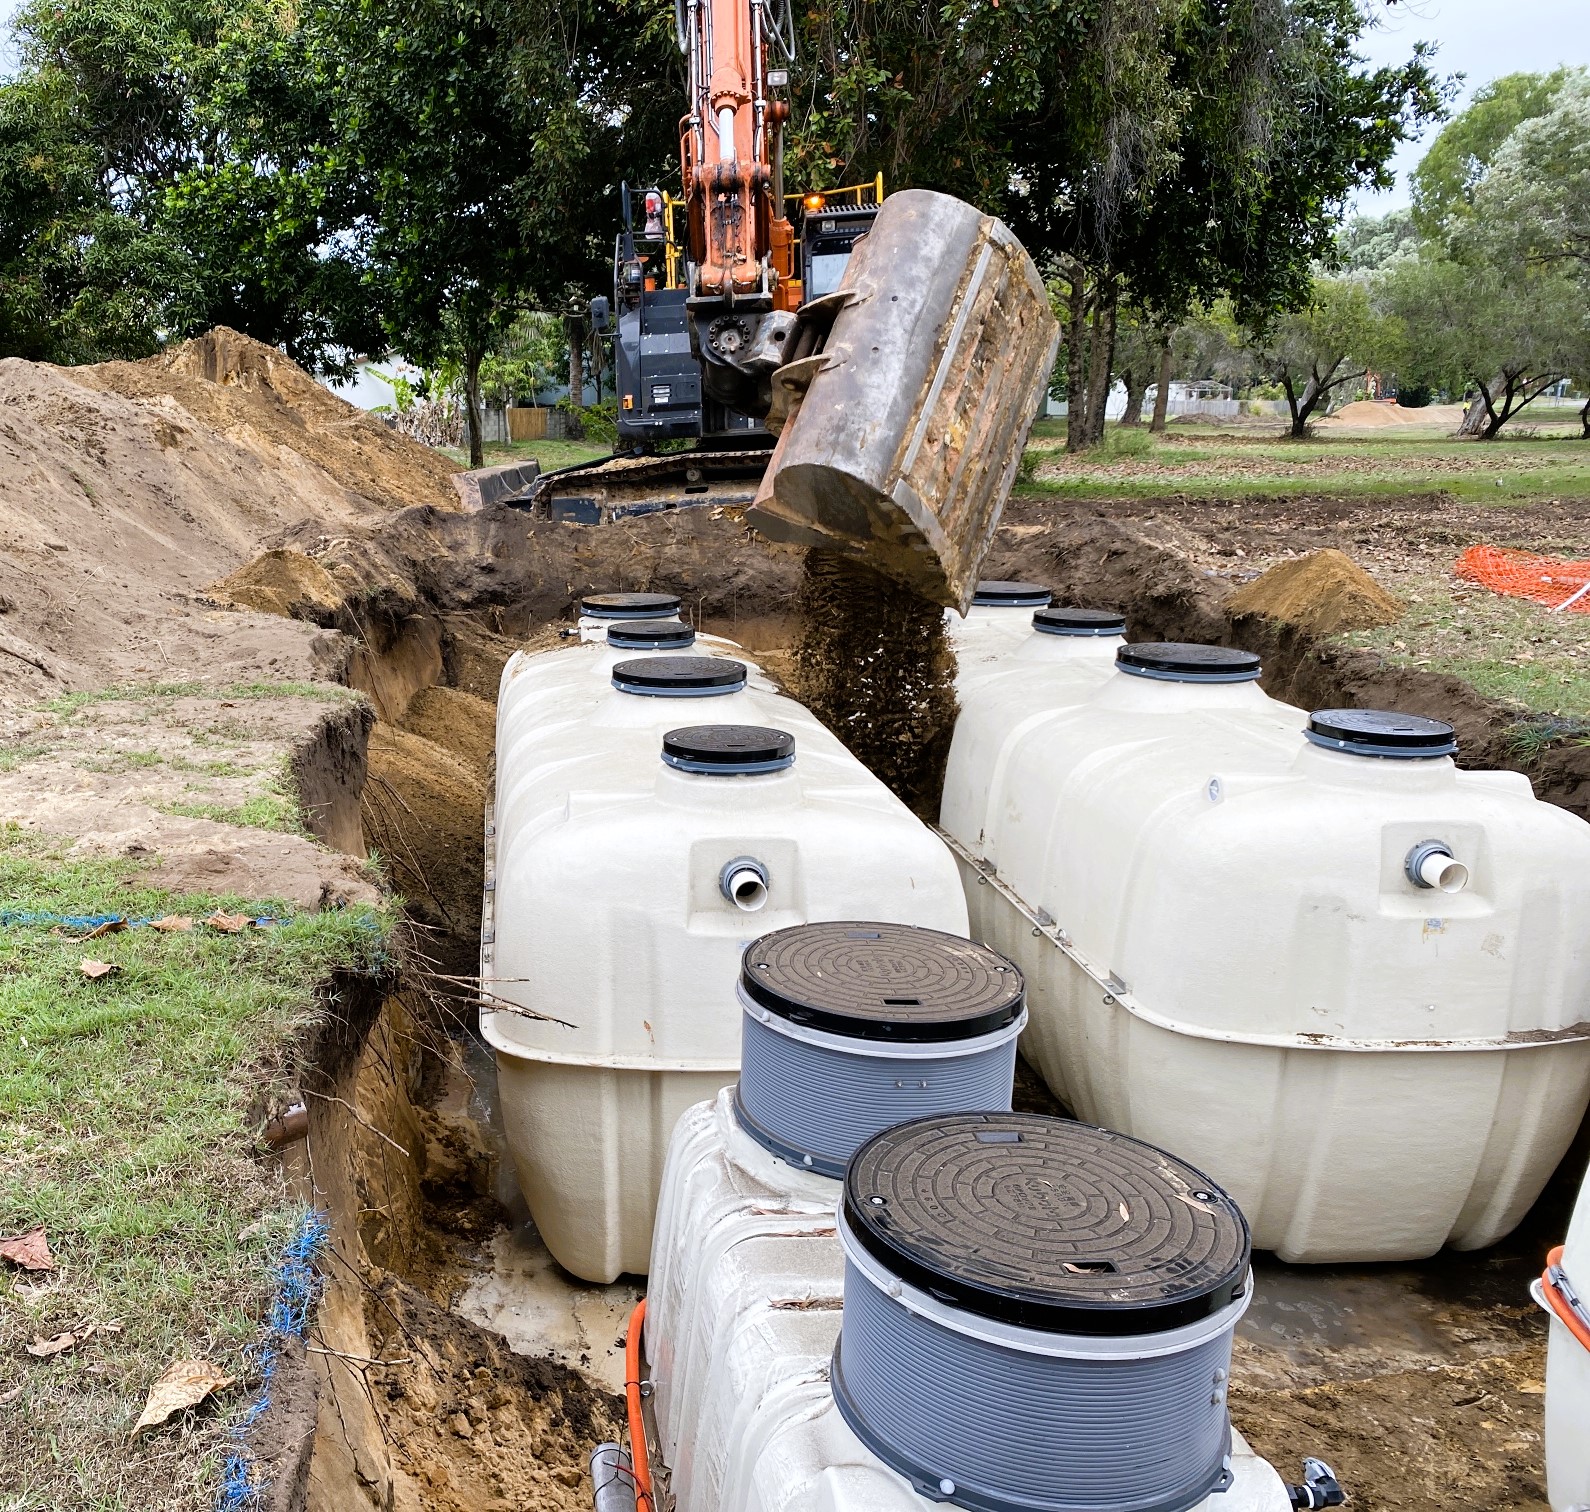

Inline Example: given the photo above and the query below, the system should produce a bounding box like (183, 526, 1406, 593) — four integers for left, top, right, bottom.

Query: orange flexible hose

(1542, 1245, 1590, 1355)
(625, 1298, 656, 1511)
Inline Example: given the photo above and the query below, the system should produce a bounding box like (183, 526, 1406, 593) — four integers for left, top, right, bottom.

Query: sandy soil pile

(1228, 548, 1402, 636)
(210, 548, 348, 625)
(1321, 400, 1468, 429)
(0, 327, 458, 708)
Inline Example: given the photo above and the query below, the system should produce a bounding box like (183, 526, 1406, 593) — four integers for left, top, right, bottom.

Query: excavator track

(523, 447, 773, 523)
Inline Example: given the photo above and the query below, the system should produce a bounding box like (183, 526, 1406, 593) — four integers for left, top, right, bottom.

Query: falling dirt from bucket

(788, 550, 958, 819)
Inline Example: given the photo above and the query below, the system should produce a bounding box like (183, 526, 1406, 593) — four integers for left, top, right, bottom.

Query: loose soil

(786, 550, 958, 817)
(361, 726, 487, 951)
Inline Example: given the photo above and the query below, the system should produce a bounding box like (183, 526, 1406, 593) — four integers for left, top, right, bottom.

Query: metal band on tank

(831, 1220, 1247, 1512)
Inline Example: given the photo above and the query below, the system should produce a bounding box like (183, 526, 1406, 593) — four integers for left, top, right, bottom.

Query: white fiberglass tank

(939, 606, 1126, 893)
(482, 713, 968, 1283)
(1538, 1157, 1590, 1511)
(969, 660, 1590, 1261)
(946, 579, 1053, 682)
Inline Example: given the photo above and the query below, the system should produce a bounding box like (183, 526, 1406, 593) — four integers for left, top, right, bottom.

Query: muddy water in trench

(316, 593, 1564, 1512)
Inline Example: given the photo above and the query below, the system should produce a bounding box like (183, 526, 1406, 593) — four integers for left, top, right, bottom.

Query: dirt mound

(78, 327, 462, 513)
(209, 548, 346, 624)
(1321, 400, 1467, 429)
(362, 725, 485, 940)
(788, 551, 958, 818)
(1228, 548, 1402, 637)
(400, 686, 496, 778)
(0, 329, 465, 710)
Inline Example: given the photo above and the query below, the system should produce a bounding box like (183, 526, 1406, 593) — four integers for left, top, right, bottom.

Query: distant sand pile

(1320, 400, 1467, 429)
(1228, 549, 1402, 637)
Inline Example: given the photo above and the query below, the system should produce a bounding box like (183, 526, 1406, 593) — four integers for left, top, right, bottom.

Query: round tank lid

(1033, 606, 1127, 637)
(1116, 642, 1261, 682)
(844, 1113, 1250, 1336)
(662, 724, 795, 774)
(612, 655, 746, 695)
(972, 579, 1053, 608)
(579, 590, 682, 620)
(1306, 708, 1457, 759)
(605, 618, 696, 650)
(742, 922, 1023, 1044)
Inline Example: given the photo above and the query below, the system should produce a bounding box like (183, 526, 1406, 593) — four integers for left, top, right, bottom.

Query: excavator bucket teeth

(748, 190, 1058, 611)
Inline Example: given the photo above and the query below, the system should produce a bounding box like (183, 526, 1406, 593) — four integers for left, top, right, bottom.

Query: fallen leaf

(80, 919, 126, 940)
(27, 1331, 81, 1358)
(0, 1227, 55, 1272)
(147, 915, 194, 933)
(79, 959, 119, 980)
(0, 1384, 22, 1406)
(134, 1359, 236, 1434)
(203, 912, 250, 934)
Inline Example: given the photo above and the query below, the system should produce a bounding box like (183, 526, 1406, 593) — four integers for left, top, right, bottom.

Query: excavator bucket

(747, 190, 1058, 611)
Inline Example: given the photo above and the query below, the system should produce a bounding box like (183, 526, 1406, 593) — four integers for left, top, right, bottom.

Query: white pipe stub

(1406, 840, 1469, 894)
(721, 856, 770, 911)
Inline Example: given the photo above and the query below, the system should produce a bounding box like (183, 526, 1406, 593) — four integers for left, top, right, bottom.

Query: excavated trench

(254, 498, 1585, 1511)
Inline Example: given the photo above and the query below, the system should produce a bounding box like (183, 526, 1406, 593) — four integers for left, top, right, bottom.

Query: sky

(1351, 0, 1588, 214)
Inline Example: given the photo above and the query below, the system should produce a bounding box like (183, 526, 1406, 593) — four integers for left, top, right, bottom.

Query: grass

(154, 791, 303, 835)
(440, 437, 610, 472)
(1343, 573, 1590, 719)
(44, 680, 359, 720)
(0, 829, 392, 1512)
(1016, 424, 1590, 505)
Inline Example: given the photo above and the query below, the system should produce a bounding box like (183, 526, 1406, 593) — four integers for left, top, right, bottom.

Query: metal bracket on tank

(933, 825, 1590, 1055)
(480, 793, 497, 972)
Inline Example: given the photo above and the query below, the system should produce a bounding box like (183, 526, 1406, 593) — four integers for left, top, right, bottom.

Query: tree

(1469, 75, 1590, 284)
(1113, 308, 1167, 427)
(1385, 253, 1586, 439)
(1338, 208, 1421, 273)
(1248, 276, 1402, 437)
(0, 0, 216, 362)
(1018, 1, 1442, 449)
(1411, 69, 1575, 242)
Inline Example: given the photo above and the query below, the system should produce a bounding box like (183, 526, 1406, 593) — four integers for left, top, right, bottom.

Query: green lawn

(1019, 423, 1590, 504)
(0, 831, 391, 1511)
(443, 437, 610, 472)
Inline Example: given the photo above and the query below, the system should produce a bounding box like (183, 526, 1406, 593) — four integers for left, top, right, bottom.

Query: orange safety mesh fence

(1456, 544, 1590, 614)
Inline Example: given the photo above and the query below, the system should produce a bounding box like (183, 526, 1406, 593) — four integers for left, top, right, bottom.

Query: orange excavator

(535, 0, 1059, 609)
(675, 0, 801, 417)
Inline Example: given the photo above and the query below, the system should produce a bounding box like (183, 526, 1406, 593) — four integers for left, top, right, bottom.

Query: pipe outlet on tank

(720, 856, 770, 911)
(1405, 840, 1469, 894)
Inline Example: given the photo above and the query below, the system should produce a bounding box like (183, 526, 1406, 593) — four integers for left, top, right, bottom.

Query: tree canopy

(0, 0, 1448, 457)
(1410, 68, 1577, 241)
